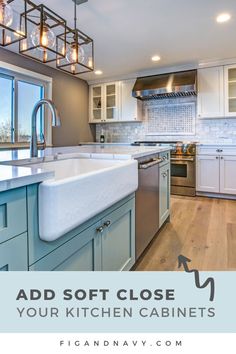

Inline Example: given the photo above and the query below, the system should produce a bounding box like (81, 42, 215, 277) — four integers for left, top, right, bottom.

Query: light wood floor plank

(134, 195, 236, 271)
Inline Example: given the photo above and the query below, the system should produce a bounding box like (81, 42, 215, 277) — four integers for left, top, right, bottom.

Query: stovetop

(131, 141, 180, 146)
(132, 141, 196, 155)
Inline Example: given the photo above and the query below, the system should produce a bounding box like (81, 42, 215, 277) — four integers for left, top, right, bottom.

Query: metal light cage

(56, 26, 94, 75)
(0, 0, 27, 46)
(19, 1, 67, 63)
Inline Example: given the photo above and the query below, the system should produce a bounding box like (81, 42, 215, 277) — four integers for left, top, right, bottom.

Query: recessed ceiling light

(216, 13, 231, 23)
(152, 55, 161, 62)
(95, 70, 103, 75)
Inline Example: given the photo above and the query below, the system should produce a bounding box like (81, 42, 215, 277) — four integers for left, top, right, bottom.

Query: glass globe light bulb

(66, 43, 85, 64)
(0, 0, 13, 27)
(31, 25, 56, 51)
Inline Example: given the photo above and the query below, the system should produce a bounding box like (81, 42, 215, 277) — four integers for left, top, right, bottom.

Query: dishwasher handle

(139, 158, 162, 169)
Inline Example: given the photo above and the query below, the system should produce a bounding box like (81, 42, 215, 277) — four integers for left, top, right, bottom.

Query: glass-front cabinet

(91, 85, 103, 122)
(224, 65, 236, 117)
(89, 82, 120, 122)
(105, 83, 119, 121)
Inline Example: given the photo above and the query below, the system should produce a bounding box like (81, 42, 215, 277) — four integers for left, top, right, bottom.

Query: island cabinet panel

(0, 187, 27, 244)
(0, 233, 28, 271)
(159, 162, 171, 227)
(101, 197, 135, 271)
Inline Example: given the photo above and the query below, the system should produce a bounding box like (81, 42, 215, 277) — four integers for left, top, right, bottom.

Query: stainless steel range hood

(132, 69, 197, 100)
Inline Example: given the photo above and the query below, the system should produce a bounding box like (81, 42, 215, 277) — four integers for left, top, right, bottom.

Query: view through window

(0, 71, 45, 144)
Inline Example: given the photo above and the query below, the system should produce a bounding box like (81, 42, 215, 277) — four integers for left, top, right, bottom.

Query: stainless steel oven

(132, 141, 197, 197)
(170, 143, 196, 196)
(171, 155, 195, 196)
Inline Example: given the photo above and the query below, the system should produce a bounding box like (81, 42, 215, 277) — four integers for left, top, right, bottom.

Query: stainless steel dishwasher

(135, 154, 162, 260)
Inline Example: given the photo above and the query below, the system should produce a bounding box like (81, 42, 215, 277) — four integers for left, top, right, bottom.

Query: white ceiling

(8, 0, 236, 82)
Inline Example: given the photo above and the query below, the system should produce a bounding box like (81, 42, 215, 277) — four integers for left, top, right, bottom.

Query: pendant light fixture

(56, 0, 94, 75)
(0, 0, 27, 46)
(19, 1, 67, 63)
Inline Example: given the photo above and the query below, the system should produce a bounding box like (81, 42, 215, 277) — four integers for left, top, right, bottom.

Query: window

(0, 66, 51, 145)
(0, 74, 13, 143)
(17, 80, 44, 142)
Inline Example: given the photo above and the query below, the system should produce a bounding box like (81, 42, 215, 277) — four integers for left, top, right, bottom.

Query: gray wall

(0, 47, 95, 146)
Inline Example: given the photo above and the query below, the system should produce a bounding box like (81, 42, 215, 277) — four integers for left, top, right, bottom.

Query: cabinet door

(0, 233, 28, 271)
(120, 79, 138, 121)
(196, 155, 220, 193)
(89, 85, 104, 122)
(104, 82, 120, 121)
(224, 65, 236, 117)
(198, 67, 224, 118)
(30, 223, 102, 271)
(159, 163, 170, 227)
(220, 156, 236, 195)
(101, 198, 135, 271)
(0, 187, 27, 244)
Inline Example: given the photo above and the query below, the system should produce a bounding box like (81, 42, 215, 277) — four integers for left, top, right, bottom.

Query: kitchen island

(0, 145, 171, 272)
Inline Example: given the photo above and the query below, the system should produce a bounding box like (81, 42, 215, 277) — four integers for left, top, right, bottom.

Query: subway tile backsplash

(96, 97, 236, 143)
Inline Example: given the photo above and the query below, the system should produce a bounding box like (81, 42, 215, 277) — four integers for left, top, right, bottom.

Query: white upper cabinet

(90, 84, 104, 123)
(104, 82, 120, 122)
(89, 82, 120, 123)
(89, 79, 141, 123)
(224, 65, 236, 117)
(120, 79, 141, 122)
(198, 64, 236, 119)
(197, 66, 224, 118)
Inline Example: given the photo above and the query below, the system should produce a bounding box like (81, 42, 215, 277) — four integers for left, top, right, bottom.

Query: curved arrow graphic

(178, 255, 215, 302)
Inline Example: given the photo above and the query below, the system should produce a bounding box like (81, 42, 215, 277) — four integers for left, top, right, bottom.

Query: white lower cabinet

(197, 155, 220, 193)
(197, 154, 236, 195)
(220, 156, 236, 194)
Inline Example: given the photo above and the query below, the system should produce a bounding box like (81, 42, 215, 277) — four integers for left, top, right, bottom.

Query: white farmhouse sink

(28, 158, 138, 242)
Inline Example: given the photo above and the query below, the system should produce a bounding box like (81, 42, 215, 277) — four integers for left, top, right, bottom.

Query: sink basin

(27, 158, 138, 242)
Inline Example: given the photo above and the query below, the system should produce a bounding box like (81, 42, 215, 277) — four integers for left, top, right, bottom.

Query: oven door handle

(171, 157, 195, 162)
(139, 158, 162, 169)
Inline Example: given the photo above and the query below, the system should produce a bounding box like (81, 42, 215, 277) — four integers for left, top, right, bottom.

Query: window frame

(0, 72, 14, 144)
(0, 61, 52, 148)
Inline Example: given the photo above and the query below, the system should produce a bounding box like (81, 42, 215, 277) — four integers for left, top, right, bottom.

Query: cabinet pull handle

(221, 157, 224, 160)
(103, 220, 111, 228)
(96, 226, 104, 233)
(216, 156, 219, 159)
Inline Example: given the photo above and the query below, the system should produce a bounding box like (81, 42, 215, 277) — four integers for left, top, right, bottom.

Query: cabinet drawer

(197, 146, 236, 156)
(0, 187, 27, 244)
(0, 233, 28, 271)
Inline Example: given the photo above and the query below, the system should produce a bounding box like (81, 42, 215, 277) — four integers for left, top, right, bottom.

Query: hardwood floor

(134, 195, 236, 271)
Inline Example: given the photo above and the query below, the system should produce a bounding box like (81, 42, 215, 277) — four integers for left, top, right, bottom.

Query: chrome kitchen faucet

(30, 99, 61, 158)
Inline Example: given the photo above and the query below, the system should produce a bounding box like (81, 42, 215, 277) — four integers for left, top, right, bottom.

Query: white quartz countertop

(197, 143, 236, 146)
(0, 145, 170, 192)
(0, 165, 54, 193)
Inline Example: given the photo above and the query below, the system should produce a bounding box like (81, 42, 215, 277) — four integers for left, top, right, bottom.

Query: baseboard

(196, 192, 236, 200)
